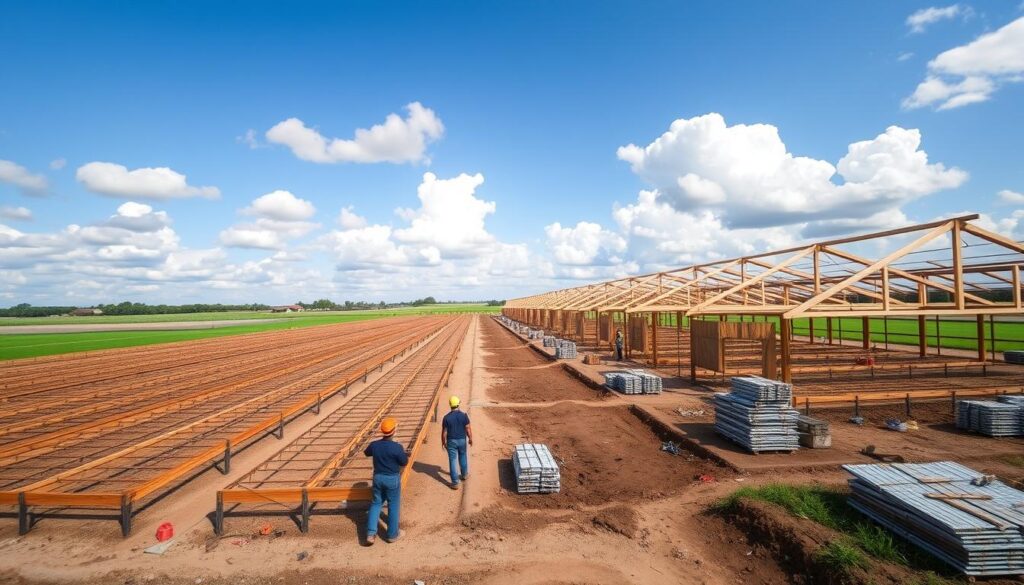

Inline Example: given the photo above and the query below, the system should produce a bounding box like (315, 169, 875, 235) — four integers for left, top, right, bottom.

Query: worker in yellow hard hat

(363, 417, 407, 545)
(440, 395, 473, 490)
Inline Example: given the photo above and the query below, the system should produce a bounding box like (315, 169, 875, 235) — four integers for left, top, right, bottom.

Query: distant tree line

(2, 297, 507, 318)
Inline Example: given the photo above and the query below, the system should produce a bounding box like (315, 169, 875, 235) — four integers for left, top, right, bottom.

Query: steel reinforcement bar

(214, 315, 470, 534)
(2, 316, 456, 536)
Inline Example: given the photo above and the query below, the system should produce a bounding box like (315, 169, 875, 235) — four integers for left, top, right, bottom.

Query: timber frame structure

(503, 215, 1024, 384)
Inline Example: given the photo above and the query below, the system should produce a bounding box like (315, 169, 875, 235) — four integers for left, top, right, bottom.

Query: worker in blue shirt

(363, 417, 407, 545)
(441, 396, 472, 489)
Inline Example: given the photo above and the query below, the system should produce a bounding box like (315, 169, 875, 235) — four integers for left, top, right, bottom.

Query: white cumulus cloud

(392, 172, 495, 256)
(904, 16, 1024, 110)
(266, 102, 444, 164)
(616, 113, 965, 230)
(338, 206, 368, 230)
(0, 206, 33, 221)
(906, 5, 969, 33)
(220, 190, 319, 250)
(76, 162, 221, 200)
(0, 159, 49, 196)
(544, 221, 626, 266)
(998, 189, 1024, 204)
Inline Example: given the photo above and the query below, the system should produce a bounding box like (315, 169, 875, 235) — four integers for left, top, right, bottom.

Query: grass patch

(719, 484, 950, 575)
(999, 454, 1024, 468)
(816, 540, 870, 574)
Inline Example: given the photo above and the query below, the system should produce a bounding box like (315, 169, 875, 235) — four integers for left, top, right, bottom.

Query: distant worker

(441, 396, 472, 489)
(615, 329, 624, 361)
(363, 417, 407, 545)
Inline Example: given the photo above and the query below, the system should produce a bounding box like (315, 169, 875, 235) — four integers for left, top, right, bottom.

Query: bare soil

(490, 403, 726, 509)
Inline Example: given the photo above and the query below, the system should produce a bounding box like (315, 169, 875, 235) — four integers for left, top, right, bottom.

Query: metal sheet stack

(604, 372, 642, 394)
(527, 329, 543, 340)
(843, 461, 1024, 577)
(512, 444, 561, 494)
(542, 335, 557, 348)
(713, 376, 799, 453)
(1004, 350, 1024, 365)
(555, 340, 577, 359)
(628, 369, 663, 394)
(956, 399, 1024, 437)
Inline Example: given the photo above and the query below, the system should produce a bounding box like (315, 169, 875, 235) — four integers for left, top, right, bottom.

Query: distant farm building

(270, 305, 304, 313)
(69, 308, 103, 316)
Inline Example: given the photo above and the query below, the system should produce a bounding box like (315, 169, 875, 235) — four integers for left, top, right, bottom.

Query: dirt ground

(1, 314, 1021, 584)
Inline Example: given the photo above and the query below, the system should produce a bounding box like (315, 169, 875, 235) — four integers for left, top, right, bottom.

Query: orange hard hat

(380, 417, 398, 436)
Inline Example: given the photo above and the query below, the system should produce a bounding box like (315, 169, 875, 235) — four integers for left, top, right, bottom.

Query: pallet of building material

(583, 354, 602, 365)
(956, 400, 1023, 437)
(627, 369, 663, 394)
(555, 340, 577, 359)
(1003, 350, 1024, 365)
(543, 336, 557, 348)
(604, 372, 642, 394)
(512, 444, 561, 494)
(796, 415, 832, 449)
(713, 376, 799, 453)
(843, 461, 1024, 577)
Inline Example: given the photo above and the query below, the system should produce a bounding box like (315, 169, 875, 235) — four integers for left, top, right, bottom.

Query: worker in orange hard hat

(441, 395, 472, 489)
(363, 417, 408, 545)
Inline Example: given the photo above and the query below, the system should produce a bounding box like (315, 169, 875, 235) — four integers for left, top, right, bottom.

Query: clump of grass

(1000, 454, 1024, 468)
(719, 484, 953, 576)
(816, 540, 870, 574)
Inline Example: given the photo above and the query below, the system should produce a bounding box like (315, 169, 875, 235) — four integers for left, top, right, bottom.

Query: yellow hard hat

(449, 396, 461, 408)
(380, 417, 398, 436)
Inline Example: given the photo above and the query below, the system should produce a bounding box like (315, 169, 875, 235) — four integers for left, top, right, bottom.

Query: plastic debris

(849, 416, 865, 425)
(143, 539, 175, 556)
(885, 418, 908, 432)
(661, 441, 681, 455)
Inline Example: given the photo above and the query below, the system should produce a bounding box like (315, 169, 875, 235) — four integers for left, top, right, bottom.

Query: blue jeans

(446, 438, 468, 485)
(366, 473, 401, 539)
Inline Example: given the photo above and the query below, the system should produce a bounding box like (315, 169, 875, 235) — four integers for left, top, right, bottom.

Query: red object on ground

(855, 357, 875, 366)
(697, 474, 716, 483)
(155, 522, 174, 542)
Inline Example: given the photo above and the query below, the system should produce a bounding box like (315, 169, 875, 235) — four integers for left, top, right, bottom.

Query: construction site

(1, 215, 1024, 585)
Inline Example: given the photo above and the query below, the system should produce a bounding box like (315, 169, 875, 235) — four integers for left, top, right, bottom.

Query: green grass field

(0, 303, 498, 326)
(650, 314, 1024, 353)
(0, 304, 500, 360)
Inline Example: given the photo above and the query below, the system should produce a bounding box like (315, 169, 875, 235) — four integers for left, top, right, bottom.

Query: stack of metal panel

(604, 372, 642, 394)
(512, 444, 560, 494)
(555, 340, 577, 359)
(527, 329, 543, 340)
(713, 376, 799, 453)
(844, 461, 1024, 577)
(628, 369, 663, 394)
(1004, 350, 1024, 365)
(542, 336, 557, 347)
(956, 400, 1023, 437)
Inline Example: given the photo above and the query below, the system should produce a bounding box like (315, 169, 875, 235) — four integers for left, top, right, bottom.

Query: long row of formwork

(0, 319, 440, 460)
(215, 316, 470, 533)
(504, 216, 1024, 401)
(0, 315, 457, 536)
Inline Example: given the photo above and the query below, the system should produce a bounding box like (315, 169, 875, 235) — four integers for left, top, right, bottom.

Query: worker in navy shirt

(441, 396, 473, 489)
(363, 417, 407, 545)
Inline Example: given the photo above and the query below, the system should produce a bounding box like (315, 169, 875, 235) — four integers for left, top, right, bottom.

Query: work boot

(383, 530, 405, 543)
(449, 482, 459, 490)
(365, 535, 376, 546)
(460, 474, 468, 481)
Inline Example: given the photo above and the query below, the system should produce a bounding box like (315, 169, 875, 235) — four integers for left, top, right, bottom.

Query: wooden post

(780, 318, 793, 383)
(990, 315, 997, 362)
(622, 311, 629, 359)
(826, 317, 833, 345)
(676, 310, 683, 377)
(917, 315, 926, 357)
(976, 315, 985, 362)
(952, 221, 965, 310)
(689, 317, 698, 383)
(861, 316, 870, 349)
(651, 312, 660, 367)
(935, 315, 942, 356)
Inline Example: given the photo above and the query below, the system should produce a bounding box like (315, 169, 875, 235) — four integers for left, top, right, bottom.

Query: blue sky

(2, 1, 1023, 305)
